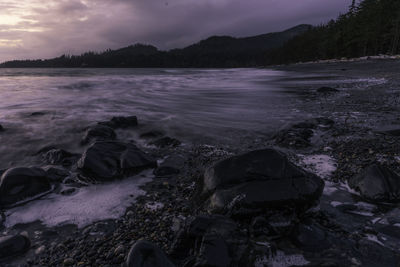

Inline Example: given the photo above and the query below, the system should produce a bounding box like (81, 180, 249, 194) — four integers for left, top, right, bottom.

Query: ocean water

(0, 68, 388, 228)
(0, 67, 385, 170)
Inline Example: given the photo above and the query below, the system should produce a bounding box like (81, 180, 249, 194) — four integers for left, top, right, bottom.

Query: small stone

(35, 245, 46, 255)
(63, 258, 74, 266)
(114, 245, 124, 255)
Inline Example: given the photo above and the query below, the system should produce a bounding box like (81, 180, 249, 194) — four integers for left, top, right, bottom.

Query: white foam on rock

(4, 171, 153, 228)
(299, 154, 340, 196)
(300, 154, 337, 179)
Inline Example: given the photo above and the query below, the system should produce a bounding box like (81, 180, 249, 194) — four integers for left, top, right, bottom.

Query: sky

(0, 0, 350, 62)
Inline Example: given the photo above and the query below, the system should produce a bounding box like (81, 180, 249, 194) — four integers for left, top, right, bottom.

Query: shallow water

(0, 68, 385, 169)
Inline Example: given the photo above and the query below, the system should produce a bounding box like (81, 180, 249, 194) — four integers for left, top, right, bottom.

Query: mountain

(0, 25, 311, 68)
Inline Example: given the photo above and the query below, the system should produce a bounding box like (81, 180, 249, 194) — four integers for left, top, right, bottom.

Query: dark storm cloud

(0, 0, 350, 62)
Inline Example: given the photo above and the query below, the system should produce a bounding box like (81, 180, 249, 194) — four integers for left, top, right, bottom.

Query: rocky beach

(1, 60, 400, 267)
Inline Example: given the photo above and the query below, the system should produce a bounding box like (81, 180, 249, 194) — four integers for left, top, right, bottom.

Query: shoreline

(1, 63, 400, 266)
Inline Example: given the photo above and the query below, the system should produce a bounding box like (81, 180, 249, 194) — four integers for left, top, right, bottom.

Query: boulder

(202, 149, 324, 216)
(154, 155, 185, 177)
(0, 167, 51, 208)
(126, 240, 175, 267)
(348, 164, 400, 203)
(317, 87, 339, 94)
(98, 116, 138, 129)
(81, 125, 116, 145)
(150, 137, 181, 148)
(0, 234, 31, 259)
(78, 141, 156, 181)
(0, 124, 3, 132)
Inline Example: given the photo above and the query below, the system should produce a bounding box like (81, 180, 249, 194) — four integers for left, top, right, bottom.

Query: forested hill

(266, 0, 400, 64)
(2, 0, 398, 68)
(0, 25, 311, 68)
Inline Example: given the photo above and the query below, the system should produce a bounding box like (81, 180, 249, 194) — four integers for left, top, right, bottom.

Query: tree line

(266, 0, 400, 64)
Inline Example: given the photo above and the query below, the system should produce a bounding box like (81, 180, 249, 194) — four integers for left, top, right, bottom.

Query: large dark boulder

(0, 124, 3, 132)
(0, 167, 51, 208)
(348, 164, 400, 203)
(202, 149, 324, 216)
(81, 125, 116, 145)
(0, 234, 31, 259)
(126, 240, 175, 267)
(78, 141, 156, 181)
(98, 116, 138, 129)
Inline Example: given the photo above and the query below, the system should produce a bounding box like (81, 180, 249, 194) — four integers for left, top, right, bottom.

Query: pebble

(35, 245, 46, 255)
(63, 258, 74, 266)
(114, 244, 124, 255)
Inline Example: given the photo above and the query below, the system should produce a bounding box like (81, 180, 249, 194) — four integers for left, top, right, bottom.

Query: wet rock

(150, 137, 181, 148)
(0, 167, 51, 208)
(41, 148, 79, 166)
(126, 240, 175, 267)
(81, 125, 116, 145)
(63, 258, 74, 266)
(0, 234, 31, 259)
(317, 87, 339, 94)
(98, 116, 138, 129)
(77, 141, 156, 181)
(348, 164, 400, 203)
(201, 149, 324, 217)
(291, 220, 331, 252)
(154, 155, 185, 177)
(140, 130, 164, 139)
(170, 215, 247, 266)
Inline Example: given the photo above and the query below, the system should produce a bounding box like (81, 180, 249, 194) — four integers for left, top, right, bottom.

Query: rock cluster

(274, 117, 334, 148)
(78, 141, 156, 182)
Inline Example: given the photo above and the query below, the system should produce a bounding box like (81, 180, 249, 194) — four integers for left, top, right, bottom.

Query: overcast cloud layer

(0, 0, 350, 62)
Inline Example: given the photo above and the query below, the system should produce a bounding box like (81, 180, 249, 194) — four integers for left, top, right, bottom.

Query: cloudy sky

(0, 0, 350, 62)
